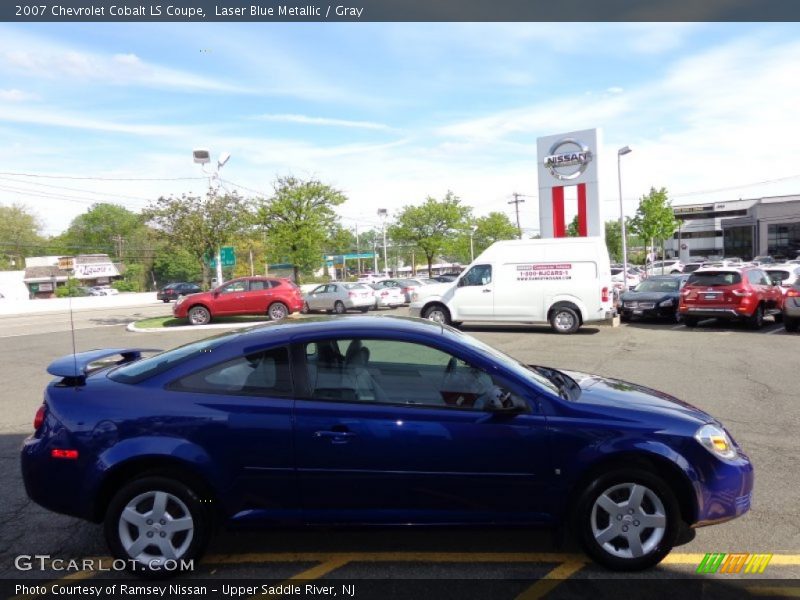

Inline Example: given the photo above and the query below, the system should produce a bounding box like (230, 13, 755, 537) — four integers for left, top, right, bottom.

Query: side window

(170, 347, 292, 397)
(311, 285, 326, 294)
(758, 271, 772, 286)
(220, 280, 248, 294)
(302, 338, 522, 411)
(250, 280, 268, 291)
(461, 265, 492, 286)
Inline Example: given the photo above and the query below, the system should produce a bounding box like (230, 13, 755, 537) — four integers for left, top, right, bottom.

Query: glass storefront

(723, 226, 754, 260)
(767, 222, 800, 258)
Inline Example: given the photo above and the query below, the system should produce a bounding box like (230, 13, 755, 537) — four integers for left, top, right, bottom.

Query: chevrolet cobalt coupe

(22, 317, 752, 573)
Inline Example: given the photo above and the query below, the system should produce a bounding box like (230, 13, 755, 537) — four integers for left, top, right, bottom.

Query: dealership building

(667, 194, 800, 261)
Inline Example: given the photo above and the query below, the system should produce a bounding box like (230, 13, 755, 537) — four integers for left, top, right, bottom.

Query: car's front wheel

(187, 306, 211, 326)
(104, 476, 211, 576)
(576, 468, 680, 571)
(333, 301, 346, 314)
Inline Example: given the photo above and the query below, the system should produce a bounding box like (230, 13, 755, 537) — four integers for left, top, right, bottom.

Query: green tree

(0, 204, 45, 269)
(145, 191, 251, 288)
(627, 187, 678, 269)
(254, 176, 347, 283)
(152, 246, 203, 286)
(445, 212, 518, 263)
(389, 191, 472, 275)
(605, 220, 623, 262)
(567, 215, 580, 237)
(54, 203, 146, 258)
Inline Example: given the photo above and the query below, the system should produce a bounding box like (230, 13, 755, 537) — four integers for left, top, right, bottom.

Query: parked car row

(619, 263, 800, 332)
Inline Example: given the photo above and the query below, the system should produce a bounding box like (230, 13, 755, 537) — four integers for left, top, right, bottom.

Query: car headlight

(695, 424, 737, 460)
(659, 298, 674, 307)
(175, 295, 187, 306)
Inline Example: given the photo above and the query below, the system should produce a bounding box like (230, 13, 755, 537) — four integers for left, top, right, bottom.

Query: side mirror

(484, 390, 527, 414)
(457, 277, 466, 287)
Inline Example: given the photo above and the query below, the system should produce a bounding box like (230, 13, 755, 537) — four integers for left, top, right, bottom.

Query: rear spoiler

(47, 348, 161, 379)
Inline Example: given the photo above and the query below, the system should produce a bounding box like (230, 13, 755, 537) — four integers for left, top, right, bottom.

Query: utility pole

(509, 193, 525, 239)
(355, 224, 361, 275)
(111, 235, 124, 261)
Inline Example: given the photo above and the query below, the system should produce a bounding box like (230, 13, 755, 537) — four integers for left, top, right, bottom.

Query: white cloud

(0, 88, 37, 102)
(254, 114, 395, 131)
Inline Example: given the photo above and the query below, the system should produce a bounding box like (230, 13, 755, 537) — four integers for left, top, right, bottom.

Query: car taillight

(33, 405, 46, 430)
(601, 287, 609, 302)
(51, 449, 78, 460)
(731, 289, 753, 297)
(348, 292, 355, 297)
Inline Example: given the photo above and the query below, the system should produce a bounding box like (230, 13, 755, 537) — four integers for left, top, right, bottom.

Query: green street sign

(220, 246, 236, 267)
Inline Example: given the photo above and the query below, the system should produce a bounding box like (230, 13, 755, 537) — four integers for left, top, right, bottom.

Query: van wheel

(550, 306, 580, 334)
(423, 304, 451, 325)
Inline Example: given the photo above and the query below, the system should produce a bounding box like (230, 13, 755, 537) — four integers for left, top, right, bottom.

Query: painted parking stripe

(514, 559, 585, 600)
(250, 556, 353, 600)
(747, 586, 800, 598)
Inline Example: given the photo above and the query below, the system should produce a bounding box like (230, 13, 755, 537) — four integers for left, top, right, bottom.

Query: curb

(126, 320, 271, 333)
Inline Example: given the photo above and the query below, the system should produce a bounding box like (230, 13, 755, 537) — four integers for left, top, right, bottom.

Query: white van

(408, 237, 615, 334)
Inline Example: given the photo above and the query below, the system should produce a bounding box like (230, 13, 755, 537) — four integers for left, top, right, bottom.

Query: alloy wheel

(118, 490, 194, 567)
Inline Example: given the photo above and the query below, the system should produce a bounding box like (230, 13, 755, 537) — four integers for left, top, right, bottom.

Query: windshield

(687, 271, 741, 286)
(451, 328, 562, 397)
(109, 330, 242, 384)
(766, 270, 792, 283)
(634, 279, 680, 293)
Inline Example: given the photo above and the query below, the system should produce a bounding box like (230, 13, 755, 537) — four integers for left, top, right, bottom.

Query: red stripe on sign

(577, 183, 588, 236)
(552, 187, 566, 237)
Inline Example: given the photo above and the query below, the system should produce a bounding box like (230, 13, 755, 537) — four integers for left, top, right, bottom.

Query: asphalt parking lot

(1, 303, 799, 598)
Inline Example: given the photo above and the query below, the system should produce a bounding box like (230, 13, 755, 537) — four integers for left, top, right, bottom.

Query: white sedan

(303, 283, 374, 314)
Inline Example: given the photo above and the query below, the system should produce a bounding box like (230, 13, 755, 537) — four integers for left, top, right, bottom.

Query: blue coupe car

(22, 316, 753, 574)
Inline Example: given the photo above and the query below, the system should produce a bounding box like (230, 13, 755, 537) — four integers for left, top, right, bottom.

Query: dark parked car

(172, 276, 304, 325)
(157, 282, 201, 303)
(620, 275, 689, 322)
(23, 316, 752, 574)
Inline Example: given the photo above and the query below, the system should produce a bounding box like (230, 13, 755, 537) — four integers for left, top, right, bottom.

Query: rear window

(687, 271, 741, 286)
(109, 331, 241, 384)
(766, 270, 792, 283)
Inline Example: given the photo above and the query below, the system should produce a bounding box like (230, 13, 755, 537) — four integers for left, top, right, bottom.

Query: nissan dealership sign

(543, 138, 593, 181)
(537, 128, 602, 238)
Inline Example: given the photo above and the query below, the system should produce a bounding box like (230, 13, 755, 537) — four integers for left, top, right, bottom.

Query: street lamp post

(377, 208, 388, 276)
(469, 225, 478, 262)
(193, 149, 231, 287)
(617, 146, 632, 291)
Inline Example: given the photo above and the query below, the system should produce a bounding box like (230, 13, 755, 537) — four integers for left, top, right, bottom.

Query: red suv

(173, 276, 304, 325)
(678, 267, 783, 329)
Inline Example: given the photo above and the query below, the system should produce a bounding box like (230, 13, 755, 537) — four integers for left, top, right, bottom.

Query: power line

(0, 171, 206, 182)
(0, 175, 156, 203)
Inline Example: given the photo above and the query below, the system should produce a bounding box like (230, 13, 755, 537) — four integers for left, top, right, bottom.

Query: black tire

(333, 301, 346, 314)
(784, 316, 799, 332)
(187, 306, 211, 326)
(422, 304, 451, 326)
(620, 314, 630, 323)
(549, 306, 580, 334)
(746, 304, 764, 330)
(104, 476, 211, 577)
(162, 299, 170, 303)
(575, 468, 680, 571)
(359, 307, 369, 313)
(268, 302, 289, 321)
(301, 301, 310, 315)
(683, 316, 698, 327)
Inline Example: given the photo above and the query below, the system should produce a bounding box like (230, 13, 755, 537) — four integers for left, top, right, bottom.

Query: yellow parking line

(514, 560, 585, 600)
(250, 556, 352, 600)
(747, 586, 800, 598)
(205, 551, 800, 566)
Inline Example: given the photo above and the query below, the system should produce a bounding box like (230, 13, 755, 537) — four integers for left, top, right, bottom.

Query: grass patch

(135, 315, 272, 329)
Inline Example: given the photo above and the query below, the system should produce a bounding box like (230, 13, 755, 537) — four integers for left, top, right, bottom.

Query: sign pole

(216, 248, 223, 287)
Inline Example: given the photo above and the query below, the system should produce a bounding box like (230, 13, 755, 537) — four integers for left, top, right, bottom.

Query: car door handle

(482, 288, 492, 293)
(313, 430, 356, 444)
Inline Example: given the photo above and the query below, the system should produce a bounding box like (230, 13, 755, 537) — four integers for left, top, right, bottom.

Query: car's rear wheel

(576, 469, 680, 571)
(104, 476, 210, 576)
(162, 299, 170, 303)
(333, 301, 346, 314)
(422, 304, 451, 325)
(746, 304, 764, 329)
(784, 316, 799, 332)
(359, 307, 369, 313)
(268, 302, 289, 321)
(187, 306, 211, 326)
(549, 306, 580, 334)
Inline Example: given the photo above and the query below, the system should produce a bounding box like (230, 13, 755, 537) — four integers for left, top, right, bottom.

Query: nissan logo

(544, 138, 593, 181)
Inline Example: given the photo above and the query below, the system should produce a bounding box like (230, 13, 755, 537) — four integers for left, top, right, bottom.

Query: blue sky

(1, 22, 799, 237)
